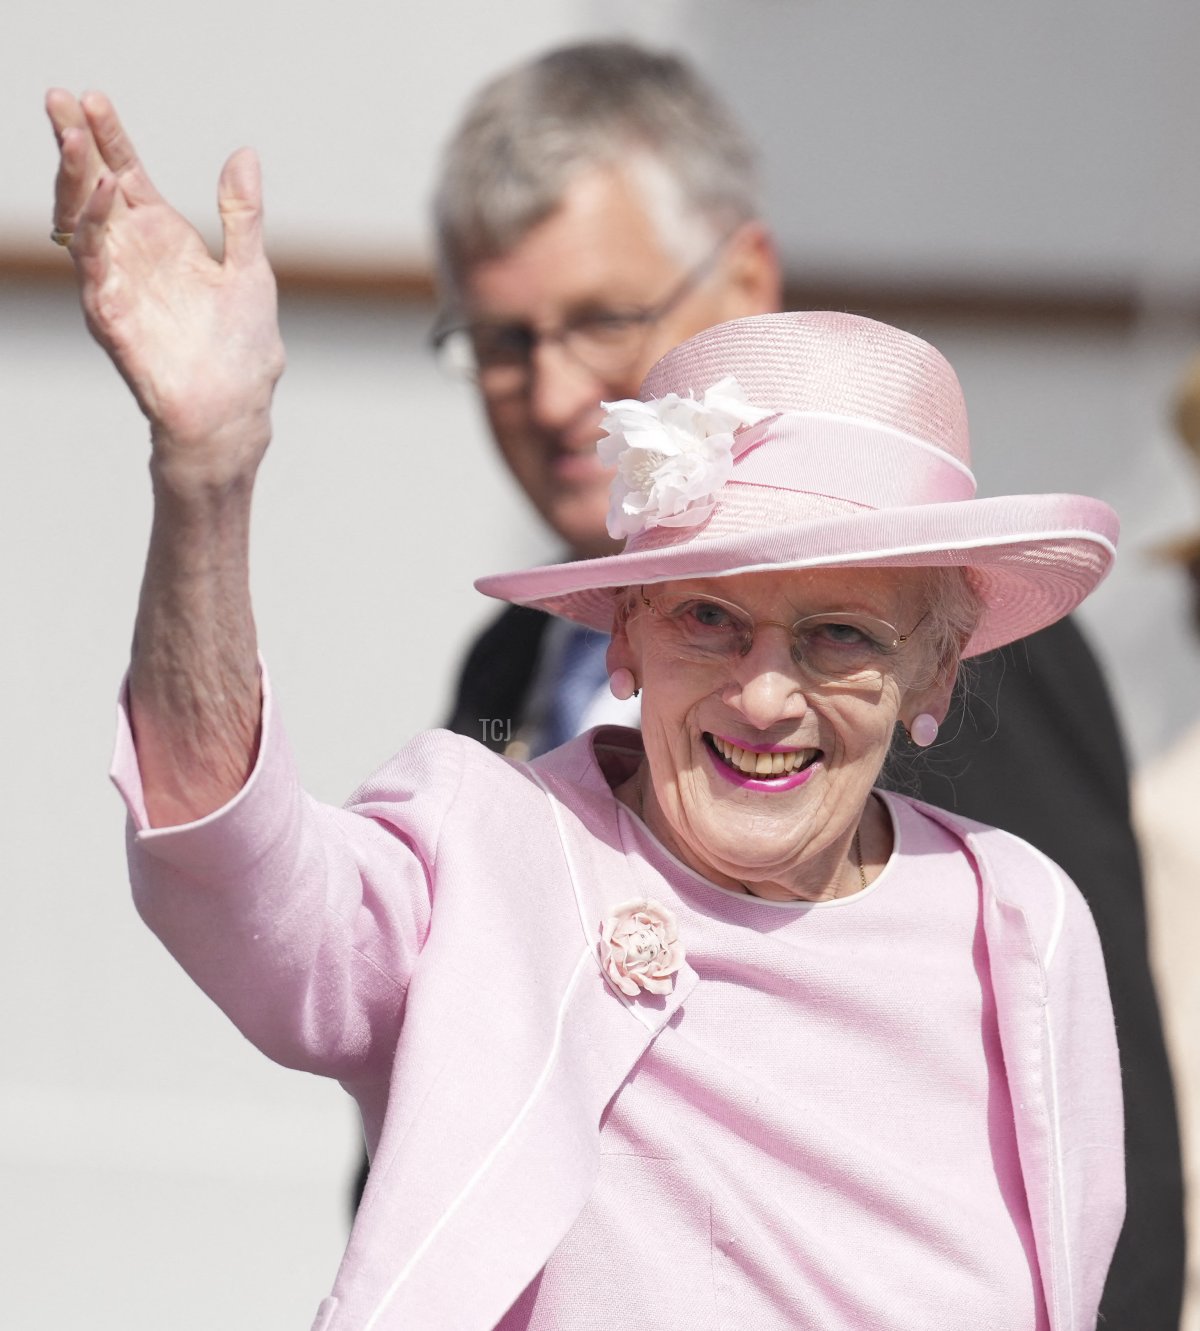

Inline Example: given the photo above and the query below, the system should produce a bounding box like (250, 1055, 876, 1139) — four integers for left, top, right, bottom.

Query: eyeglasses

(431, 234, 733, 395)
(636, 587, 928, 689)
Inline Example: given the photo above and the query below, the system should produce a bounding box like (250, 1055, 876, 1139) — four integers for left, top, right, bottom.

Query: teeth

(712, 736, 813, 778)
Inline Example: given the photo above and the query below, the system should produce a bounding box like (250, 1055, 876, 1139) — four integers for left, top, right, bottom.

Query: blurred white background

(3, 2, 1199, 1327)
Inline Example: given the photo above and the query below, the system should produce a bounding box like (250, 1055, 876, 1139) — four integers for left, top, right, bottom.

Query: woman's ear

(606, 596, 642, 700)
(904, 657, 959, 738)
(607, 595, 638, 678)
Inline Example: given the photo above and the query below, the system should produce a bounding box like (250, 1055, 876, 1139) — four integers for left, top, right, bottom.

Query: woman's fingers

(46, 90, 102, 237)
(45, 87, 88, 144)
(80, 91, 163, 208)
(51, 127, 91, 235)
(44, 87, 285, 456)
(218, 148, 265, 269)
(71, 172, 118, 273)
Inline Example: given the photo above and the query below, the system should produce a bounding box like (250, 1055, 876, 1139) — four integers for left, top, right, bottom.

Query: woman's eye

(821, 622, 868, 644)
(688, 601, 736, 630)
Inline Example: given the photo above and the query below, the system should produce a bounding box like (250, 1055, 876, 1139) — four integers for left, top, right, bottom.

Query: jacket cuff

(109, 659, 298, 871)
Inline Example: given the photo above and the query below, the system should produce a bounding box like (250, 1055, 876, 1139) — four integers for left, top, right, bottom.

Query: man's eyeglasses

(431, 234, 733, 396)
(636, 587, 929, 690)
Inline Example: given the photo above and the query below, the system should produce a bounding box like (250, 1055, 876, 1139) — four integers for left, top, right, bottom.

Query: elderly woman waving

(49, 91, 1122, 1331)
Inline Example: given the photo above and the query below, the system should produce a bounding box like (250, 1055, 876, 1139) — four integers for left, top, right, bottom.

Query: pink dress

(500, 791, 1047, 1329)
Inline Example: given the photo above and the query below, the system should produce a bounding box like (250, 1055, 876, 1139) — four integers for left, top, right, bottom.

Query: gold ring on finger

(50, 228, 74, 247)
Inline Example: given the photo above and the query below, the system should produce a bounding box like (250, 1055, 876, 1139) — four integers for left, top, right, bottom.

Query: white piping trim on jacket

(1024, 842, 1072, 1328)
(361, 944, 593, 1330)
(1024, 842, 1068, 968)
(1042, 1006, 1076, 1331)
(959, 817, 1075, 1327)
(527, 768, 594, 955)
(528, 767, 661, 1033)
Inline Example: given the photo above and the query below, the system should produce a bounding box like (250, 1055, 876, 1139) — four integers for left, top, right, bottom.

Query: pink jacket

(113, 679, 1124, 1331)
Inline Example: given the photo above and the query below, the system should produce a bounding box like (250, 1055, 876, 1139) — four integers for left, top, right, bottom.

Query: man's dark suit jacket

(445, 604, 1184, 1330)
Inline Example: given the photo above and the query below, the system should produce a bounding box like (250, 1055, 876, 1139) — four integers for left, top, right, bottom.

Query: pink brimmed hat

(475, 312, 1119, 657)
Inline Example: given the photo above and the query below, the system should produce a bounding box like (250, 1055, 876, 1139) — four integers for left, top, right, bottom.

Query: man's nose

(527, 338, 607, 434)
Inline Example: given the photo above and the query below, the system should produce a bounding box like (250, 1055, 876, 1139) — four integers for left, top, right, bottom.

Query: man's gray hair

(434, 41, 762, 295)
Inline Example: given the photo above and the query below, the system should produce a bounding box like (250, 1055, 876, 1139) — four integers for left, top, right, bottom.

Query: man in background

(431, 42, 780, 755)
(395, 41, 1183, 1323)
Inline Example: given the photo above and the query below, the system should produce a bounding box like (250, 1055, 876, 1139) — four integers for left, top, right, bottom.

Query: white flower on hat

(598, 375, 772, 539)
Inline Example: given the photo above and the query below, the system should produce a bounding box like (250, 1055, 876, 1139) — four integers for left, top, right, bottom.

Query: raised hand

(45, 90, 285, 488)
(46, 90, 282, 825)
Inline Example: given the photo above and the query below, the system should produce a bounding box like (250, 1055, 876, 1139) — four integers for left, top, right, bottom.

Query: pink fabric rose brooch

(599, 898, 685, 997)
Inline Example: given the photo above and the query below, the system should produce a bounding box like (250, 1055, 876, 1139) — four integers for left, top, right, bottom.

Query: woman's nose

(720, 631, 810, 730)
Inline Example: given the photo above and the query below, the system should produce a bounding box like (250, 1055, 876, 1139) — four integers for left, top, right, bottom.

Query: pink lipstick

(705, 733, 820, 793)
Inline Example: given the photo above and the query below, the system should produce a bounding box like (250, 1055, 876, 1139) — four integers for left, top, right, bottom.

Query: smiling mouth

(706, 734, 821, 780)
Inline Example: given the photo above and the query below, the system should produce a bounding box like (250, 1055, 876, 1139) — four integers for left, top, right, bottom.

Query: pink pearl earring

(909, 713, 939, 747)
(609, 667, 639, 701)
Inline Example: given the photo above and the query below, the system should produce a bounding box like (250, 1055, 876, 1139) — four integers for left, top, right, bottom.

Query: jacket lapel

(334, 736, 696, 1331)
(529, 747, 700, 1018)
(915, 801, 1067, 1329)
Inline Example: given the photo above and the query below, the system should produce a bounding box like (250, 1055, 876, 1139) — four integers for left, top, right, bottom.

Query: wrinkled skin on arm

(46, 90, 286, 826)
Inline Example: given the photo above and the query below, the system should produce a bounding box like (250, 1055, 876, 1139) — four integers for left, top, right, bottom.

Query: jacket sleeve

(111, 666, 462, 1081)
(897, 620, 1182, 1328)
(935, 804, 1127, 1325)
(1036, 852, 1127, 1325)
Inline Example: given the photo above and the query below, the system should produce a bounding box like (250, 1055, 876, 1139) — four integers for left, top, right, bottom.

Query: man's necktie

(537, 624, 612, 755)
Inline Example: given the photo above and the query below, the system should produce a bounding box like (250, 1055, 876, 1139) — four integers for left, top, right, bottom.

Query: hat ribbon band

(729, 413, 977, 508)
